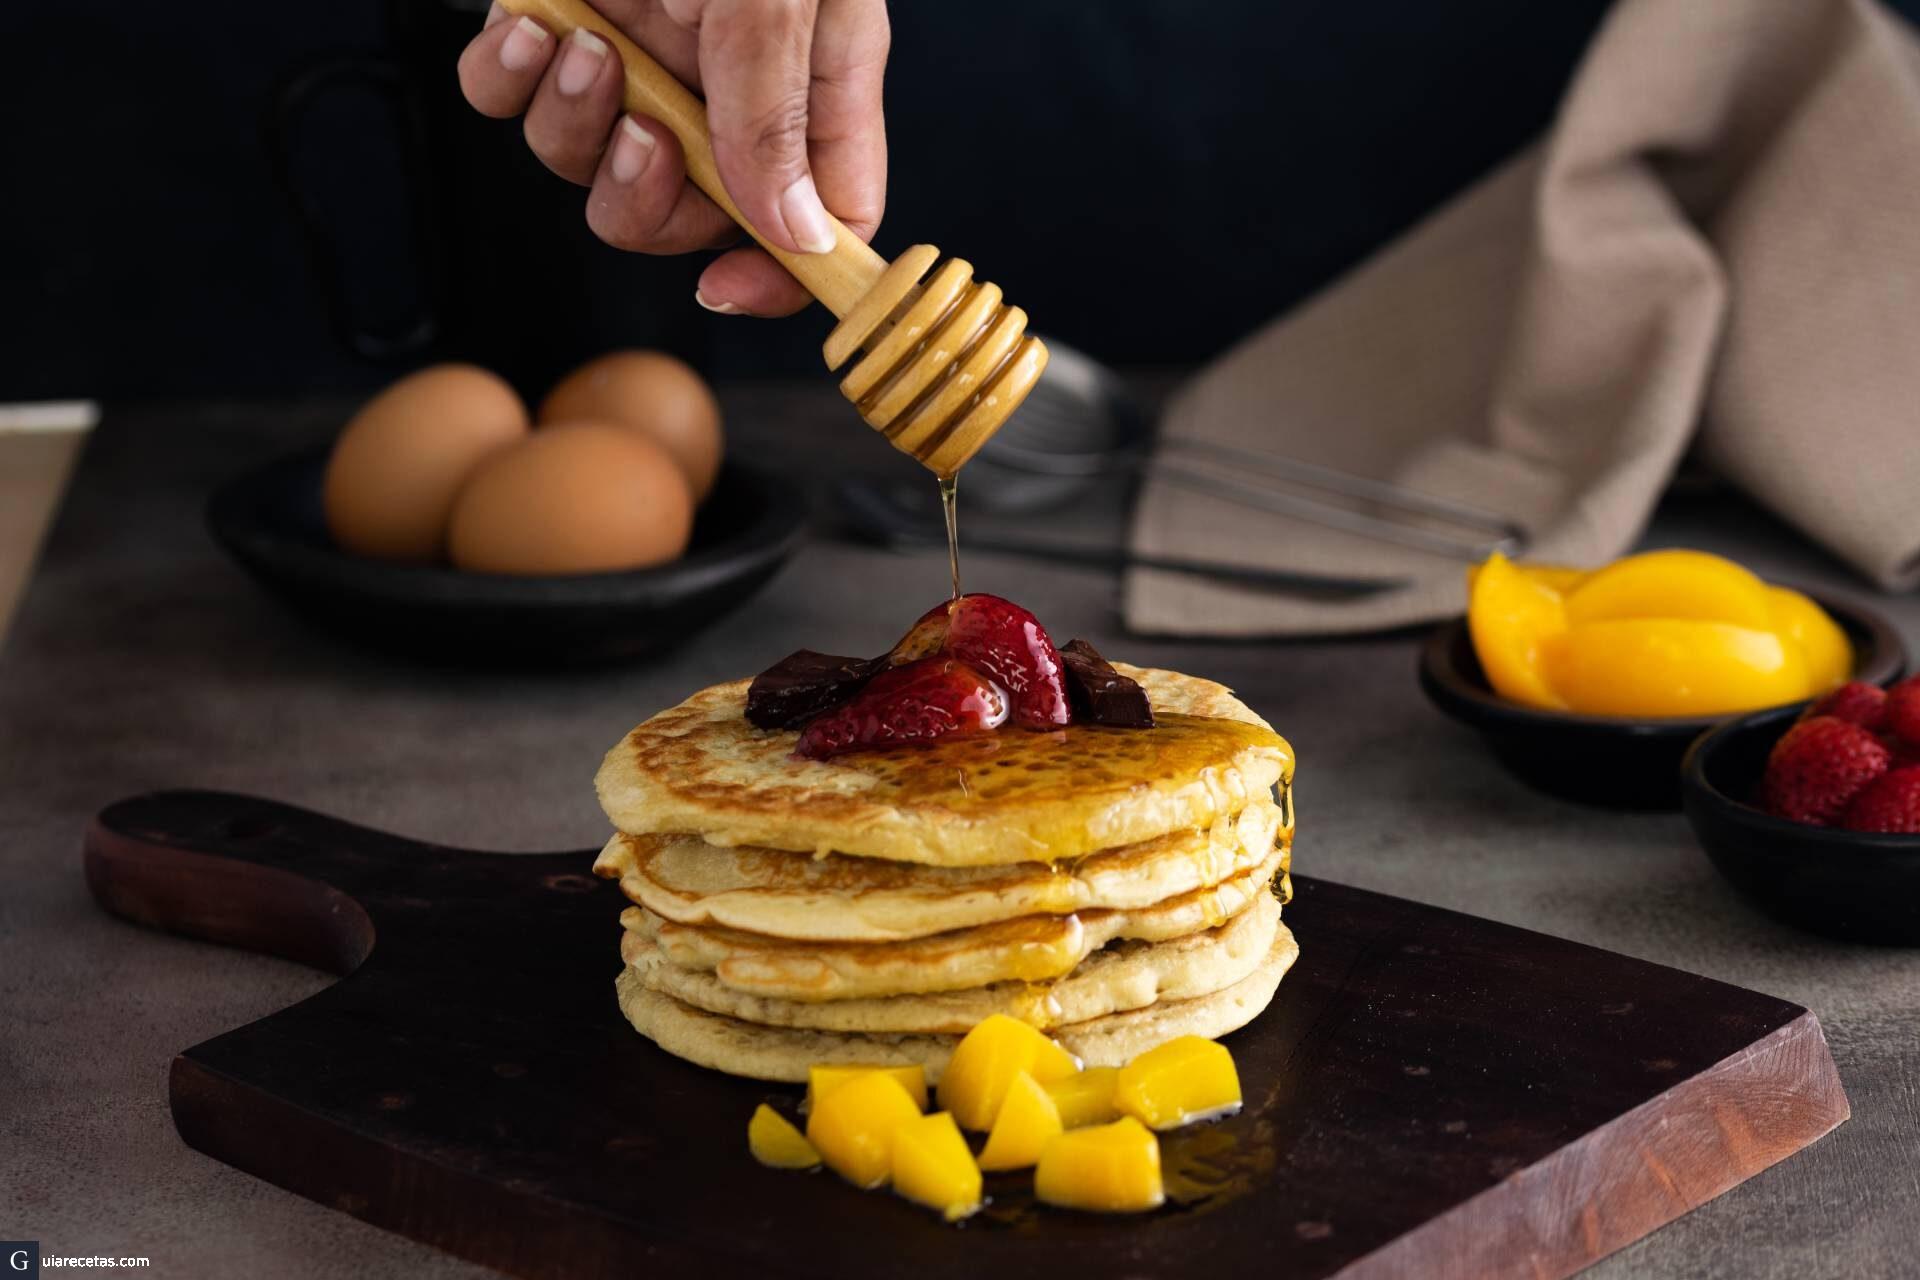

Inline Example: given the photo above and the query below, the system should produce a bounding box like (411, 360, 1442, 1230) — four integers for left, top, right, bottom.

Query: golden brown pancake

(612, 921, 1300, 1083)
(594, 664, 1293, 867)
(625, 850, 1284, 1001)
(622, 892, 1284, 1035)
(592, 800, 1287, 942)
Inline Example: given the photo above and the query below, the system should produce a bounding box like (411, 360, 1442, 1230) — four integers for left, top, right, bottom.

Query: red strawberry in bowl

(1840, 764, 1920, 833)
(796, 657, 1010, 760)
(1760, 716, 1891, 826)
(1800, 681, 1887, 731)
(943, 594, 1070, 729)
(1883, 677, 1920, 749)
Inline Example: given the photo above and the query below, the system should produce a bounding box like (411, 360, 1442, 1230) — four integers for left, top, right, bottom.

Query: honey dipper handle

(499, 0, 888, 317)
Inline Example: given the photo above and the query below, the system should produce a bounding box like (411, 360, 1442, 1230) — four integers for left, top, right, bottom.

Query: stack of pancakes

(593, 664, 1298, 1081)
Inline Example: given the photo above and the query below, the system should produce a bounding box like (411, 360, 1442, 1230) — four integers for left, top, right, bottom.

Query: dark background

(8, 0, 1916, 405)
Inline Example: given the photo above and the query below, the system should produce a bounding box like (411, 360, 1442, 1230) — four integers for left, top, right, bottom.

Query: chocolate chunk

(1060, 639, 1155, 728)
(746, 650, 885, 729)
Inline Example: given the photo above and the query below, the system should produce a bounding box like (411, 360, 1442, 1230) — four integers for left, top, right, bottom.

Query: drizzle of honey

(842, 714, 1285, 812)
(938, 473, 961, 602)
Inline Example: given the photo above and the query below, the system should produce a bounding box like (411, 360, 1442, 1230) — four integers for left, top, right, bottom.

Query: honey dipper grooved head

(822, 245, 1048, 476)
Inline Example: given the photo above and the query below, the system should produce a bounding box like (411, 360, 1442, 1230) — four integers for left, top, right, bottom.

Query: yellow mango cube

(1114, 1035, 1243, 1130)
(805, 1064, 928, 1113)
(937, 1014, 1081, 1131)
(748, 1104, 821, 1170)
(1044, 1067, 1122, 1129)
(891, 1112, 983, 1222)
(1033, 1116, 1164, 1213)
(806, 1070, 923, 1188)
(978, 1070, 1064, 1171)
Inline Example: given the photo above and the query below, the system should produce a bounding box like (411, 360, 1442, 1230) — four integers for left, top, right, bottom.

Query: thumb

(697, 0, 837, 255)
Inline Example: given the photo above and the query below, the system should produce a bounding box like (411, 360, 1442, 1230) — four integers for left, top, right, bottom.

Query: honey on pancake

(834, 713, 1284, 813)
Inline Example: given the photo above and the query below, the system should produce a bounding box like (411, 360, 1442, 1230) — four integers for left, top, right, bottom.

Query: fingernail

(611, 116, 657, 183)
(485, 2, 509, 28)
(499, 17, 549, 72)
(556, 28, 607, 96)
(695, 290, 744, 316)
(779, 175, 837, 255)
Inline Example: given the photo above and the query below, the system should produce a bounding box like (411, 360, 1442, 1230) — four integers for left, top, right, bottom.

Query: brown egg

(538, 350, 724, 501)
(447, 422, 694, 575)
(323, 364, 529, 562)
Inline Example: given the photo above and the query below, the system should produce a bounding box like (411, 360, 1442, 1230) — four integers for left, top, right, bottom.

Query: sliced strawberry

(944, 594, 1070, 728)
(795, 657, 1009, 760)
(1801, 681, 1887, 731)
(1884, 678, 1920, 748)
(884, 601, 953, 665)
(1761, 716, 1891, 826)
(1840, 764, 1920, 833)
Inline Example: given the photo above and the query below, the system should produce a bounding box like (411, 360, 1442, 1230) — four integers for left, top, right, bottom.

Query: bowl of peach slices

(1419, 550, 1906, 809)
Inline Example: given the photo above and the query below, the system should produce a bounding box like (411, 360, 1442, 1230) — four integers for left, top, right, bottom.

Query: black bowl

(1418, 589, 1906, 809)
(208, 447, 807, 664)
(1683, 705, 1920, 944)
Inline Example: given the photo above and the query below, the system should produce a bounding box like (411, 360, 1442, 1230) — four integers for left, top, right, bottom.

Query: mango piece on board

(806, 1070, 922, 1188)
(1034, 1117, 1165, 1213)
(1564, 549, 1772, 630)
(1467, 552, 1570, 711)
(748, 1104, 821, 1170)
(978, 1070, 1065, 1172)
(805, 1064, 928, 1113)
(1114, 1036, 1243, 1131)
(892, 1112, 983, 1222)
(937, 1014, 1081, 1131)
(1547, 618, 1812, 717)
(1044, 1067, 1123, 1129)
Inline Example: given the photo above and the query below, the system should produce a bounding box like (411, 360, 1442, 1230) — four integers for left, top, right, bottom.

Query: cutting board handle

(84, 791, 400, 975)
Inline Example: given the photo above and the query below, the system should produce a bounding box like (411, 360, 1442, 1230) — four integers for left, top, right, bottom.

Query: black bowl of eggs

(208, 353, 806, 664)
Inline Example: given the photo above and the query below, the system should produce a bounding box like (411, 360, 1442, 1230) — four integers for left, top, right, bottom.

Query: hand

(459, 0, 889, 317)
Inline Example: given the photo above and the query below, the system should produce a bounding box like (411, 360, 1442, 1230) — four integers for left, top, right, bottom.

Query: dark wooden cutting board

(84, 791, 1846, 1280)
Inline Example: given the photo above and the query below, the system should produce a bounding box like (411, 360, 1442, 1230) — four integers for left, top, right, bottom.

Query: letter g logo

(9, 1250, 27, 1271)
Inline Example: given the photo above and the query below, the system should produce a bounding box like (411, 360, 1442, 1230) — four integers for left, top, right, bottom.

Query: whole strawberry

(1883, 676, 1920, 749)
(1800, 681, 1886, 731)
(795, 657, 1009, 760)
(1761, 716, 1891, 826)
(1840, 765, 1920, 833)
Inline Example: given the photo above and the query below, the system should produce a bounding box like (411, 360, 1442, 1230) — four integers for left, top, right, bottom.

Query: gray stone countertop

(2, 389, 1915, 1279)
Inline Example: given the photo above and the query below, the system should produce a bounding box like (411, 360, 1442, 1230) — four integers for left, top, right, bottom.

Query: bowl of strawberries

(1681, 676, 1920, 943)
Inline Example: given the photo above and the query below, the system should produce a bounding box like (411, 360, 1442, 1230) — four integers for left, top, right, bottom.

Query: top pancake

(596, 664, 1293, 867)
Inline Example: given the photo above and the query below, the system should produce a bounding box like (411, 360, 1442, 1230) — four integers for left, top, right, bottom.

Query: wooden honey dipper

(500, 0, 1049, 477)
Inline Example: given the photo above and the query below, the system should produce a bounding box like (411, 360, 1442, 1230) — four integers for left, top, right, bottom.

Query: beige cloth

(1126, 0, 1920, 636)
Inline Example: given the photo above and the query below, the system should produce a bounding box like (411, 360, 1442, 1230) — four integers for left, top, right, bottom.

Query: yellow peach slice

(1113, 1036, 1243, 1131)
(937, 1014, 1081, 1131)
(978, 1070, 1065, 1172)
(1766, 586, 1852, 693)
(1466, 560, 1589, 594)
(1564, 549, 1772, 629)
(748, 1104, 821, 1170)
(1034, 1117, 1165, 1213)
(805, 1064, 928, 1113)
(891, 1112, 983, 1222)
(1467, 552, 1570, 710)
(806, 1070, 923, 1189)
(1547, 619, 1813, 717)
(1044, 1067, 1122, 1129)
